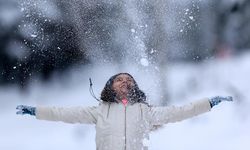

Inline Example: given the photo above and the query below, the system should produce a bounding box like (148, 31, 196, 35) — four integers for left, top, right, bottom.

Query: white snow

(143, 138, 150, 147)
(131, 29, 136, 33)
(140, 58, 149, 66)
(0, 52, 250, 150)
(189, 16, 194, 21)
(30, 34, 38, 38)
(150, 49, 156, 54)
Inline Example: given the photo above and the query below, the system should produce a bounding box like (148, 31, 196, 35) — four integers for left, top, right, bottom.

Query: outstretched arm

(16, 105, 98, 124)
(149, 96, 233, 126)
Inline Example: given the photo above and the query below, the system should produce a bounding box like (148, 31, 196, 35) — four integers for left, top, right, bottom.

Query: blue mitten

(16, 105, 36, 116)
(209, 96, 233, 108)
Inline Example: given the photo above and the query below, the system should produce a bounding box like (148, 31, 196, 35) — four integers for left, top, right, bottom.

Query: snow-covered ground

(0, 52, 250, 150)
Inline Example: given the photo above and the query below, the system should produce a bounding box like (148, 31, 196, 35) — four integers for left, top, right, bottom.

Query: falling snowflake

(30, 34, 38, 38)
(140, 58, 149, 66)
(131, 29, 136, 33)
(189, 16, 194, 21)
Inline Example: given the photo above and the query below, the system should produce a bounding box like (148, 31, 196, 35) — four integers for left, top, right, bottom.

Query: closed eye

(116, 78, 123, 82)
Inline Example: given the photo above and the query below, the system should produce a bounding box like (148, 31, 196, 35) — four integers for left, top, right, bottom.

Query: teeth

(120, 84, 127, 88)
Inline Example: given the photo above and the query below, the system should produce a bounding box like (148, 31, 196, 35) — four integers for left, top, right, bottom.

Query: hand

(16, 105, 36, 116)
(209, 96, 233, 108)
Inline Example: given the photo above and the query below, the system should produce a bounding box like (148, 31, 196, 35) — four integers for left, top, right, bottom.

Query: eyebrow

(115, 76, 132, 80)
(115, 77, 122, 80)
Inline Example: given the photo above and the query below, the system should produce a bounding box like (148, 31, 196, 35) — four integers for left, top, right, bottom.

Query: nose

(123, 78, 131, 84)
(121, 80, 128, 85)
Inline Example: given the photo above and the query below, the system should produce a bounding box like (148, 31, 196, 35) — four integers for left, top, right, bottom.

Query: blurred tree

(0, 0, 87, 88)
(210, 0, 250, 56)
(2, 0, 249, 91)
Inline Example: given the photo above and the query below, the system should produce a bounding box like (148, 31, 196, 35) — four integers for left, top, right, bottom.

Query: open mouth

(119, 84, 130, 92)
(120, 84, 128, 88)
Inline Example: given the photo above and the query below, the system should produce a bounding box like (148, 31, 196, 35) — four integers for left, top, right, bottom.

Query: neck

(116, 93, 128, 100)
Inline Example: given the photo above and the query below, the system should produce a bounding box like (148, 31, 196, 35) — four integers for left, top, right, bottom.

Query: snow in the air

(140, 58, 149, 66)
(1, 0, 250, 150)
(1, 52, 249, 150)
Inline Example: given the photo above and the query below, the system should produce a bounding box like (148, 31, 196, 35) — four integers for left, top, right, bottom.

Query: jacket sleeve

(148, 98, 211, 126)
(35, 106, 98, 124)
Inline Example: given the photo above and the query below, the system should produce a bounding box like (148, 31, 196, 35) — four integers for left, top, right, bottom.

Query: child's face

(112, 74, 134, 99)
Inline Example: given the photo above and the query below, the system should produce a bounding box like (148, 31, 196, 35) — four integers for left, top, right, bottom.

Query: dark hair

(100, 73, 147, 104)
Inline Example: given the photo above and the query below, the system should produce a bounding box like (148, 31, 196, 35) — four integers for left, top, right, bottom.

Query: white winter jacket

(36, 98, 211, 150)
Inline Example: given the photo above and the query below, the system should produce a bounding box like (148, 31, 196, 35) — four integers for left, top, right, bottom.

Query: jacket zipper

(140, 104, 143, 119)
(124, 105, 127, 150)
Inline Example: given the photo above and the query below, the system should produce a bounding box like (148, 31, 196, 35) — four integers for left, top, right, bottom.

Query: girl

(16, 73, 233, 150)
